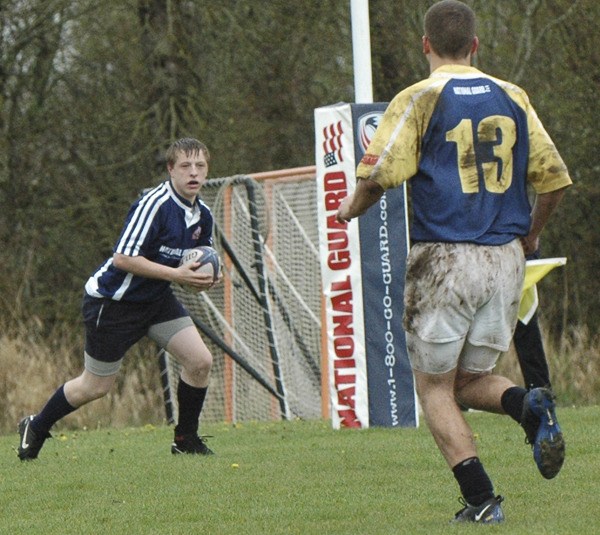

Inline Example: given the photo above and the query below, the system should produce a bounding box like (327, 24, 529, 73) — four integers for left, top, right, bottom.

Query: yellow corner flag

(519, 257, 567, 324)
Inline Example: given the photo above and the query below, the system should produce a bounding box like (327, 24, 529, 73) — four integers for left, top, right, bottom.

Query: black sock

(174, 379, 208, 437)
(32, 385, 77, 436)
(501, 386, 528, 423)
(452, 457, 495, 506)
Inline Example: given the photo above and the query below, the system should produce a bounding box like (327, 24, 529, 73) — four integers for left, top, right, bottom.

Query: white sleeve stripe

(84, 258, 113, 296)
(113, 272, 134, 301)
(116, 184, 168, 256)
(117, 187, 164, 256)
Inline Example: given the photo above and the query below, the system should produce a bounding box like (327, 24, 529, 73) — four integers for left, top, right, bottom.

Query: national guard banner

(315, 102, 418, 429)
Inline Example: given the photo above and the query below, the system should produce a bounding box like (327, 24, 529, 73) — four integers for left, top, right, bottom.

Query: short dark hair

(424, 0, 476, 59)
(165, 138, 210, 167)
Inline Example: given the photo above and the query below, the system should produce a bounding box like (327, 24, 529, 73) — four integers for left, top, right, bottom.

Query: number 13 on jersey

(446, 116, 516, 194)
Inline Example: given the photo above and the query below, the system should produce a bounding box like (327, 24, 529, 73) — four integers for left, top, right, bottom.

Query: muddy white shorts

(402, 239, 525, 374)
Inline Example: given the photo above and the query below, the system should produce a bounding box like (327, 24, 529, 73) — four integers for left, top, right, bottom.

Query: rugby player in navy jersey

(19, 138, 218, 459)
(336, 0, 571, 524)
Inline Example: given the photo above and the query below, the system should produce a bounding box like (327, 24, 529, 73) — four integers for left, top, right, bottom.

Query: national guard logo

(357, 112, 383, 155)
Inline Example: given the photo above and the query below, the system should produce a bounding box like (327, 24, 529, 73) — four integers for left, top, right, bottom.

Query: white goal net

(160, 168, 323, 424)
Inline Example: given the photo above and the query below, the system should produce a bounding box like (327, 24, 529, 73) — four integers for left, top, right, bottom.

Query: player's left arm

(197, 205, 214, 247)
(521, 186, 569, 255)
(525, 95, 573, 193)
(194, 206, 222, 285)
(521, 97, 573, 254)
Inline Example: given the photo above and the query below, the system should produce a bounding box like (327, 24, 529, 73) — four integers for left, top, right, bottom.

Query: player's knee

(74, 373, 115, 403)
(199, 351, 213, 374)
(186, 350, 213, 378)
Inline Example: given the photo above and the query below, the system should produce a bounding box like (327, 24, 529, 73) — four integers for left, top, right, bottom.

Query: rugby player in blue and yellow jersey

(19, 138, 218, 459)
(336, 0, 571, 524)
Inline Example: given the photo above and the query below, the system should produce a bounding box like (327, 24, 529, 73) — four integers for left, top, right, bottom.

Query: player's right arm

(355, 79, 436, 190)
(336, 81, 435, 223)
(336, 179, 384, 222)
(112, 253, 214, 291)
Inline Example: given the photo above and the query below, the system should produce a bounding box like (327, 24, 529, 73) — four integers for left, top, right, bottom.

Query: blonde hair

(165, 138, 210, 167)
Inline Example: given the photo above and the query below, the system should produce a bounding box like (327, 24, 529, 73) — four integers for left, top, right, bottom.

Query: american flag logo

(322, 121, 344, 166)
(324, 152, 337, 167)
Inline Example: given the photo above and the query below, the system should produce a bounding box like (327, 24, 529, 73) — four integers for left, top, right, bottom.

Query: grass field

(2, 406, 599, 534)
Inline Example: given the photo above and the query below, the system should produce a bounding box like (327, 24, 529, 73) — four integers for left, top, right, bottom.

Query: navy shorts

(82, 290, 191, 371)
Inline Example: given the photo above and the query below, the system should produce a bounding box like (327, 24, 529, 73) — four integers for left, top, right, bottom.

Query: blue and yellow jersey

(85, 180, 213, 302)
(357, 65, 572, 245)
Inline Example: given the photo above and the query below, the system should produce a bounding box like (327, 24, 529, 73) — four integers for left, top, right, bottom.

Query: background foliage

(0, 0, 597, 342)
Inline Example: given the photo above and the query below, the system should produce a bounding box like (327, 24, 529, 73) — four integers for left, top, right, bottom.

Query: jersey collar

(166, 179, 198, 207)
(166, 180, 202, 227)
(430, 64, 484, 80)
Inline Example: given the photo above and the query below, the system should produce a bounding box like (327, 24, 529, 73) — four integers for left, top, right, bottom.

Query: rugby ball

(179, 246, 221, 283)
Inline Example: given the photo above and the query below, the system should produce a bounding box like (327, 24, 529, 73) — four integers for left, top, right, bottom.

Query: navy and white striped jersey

(85, 180, 213, 302)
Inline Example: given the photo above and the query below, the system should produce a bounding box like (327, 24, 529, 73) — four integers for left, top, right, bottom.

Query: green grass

(2, 406, 599, 534)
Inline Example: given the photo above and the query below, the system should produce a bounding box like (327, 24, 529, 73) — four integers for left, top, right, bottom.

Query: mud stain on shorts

(403, 240, 524, 345)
